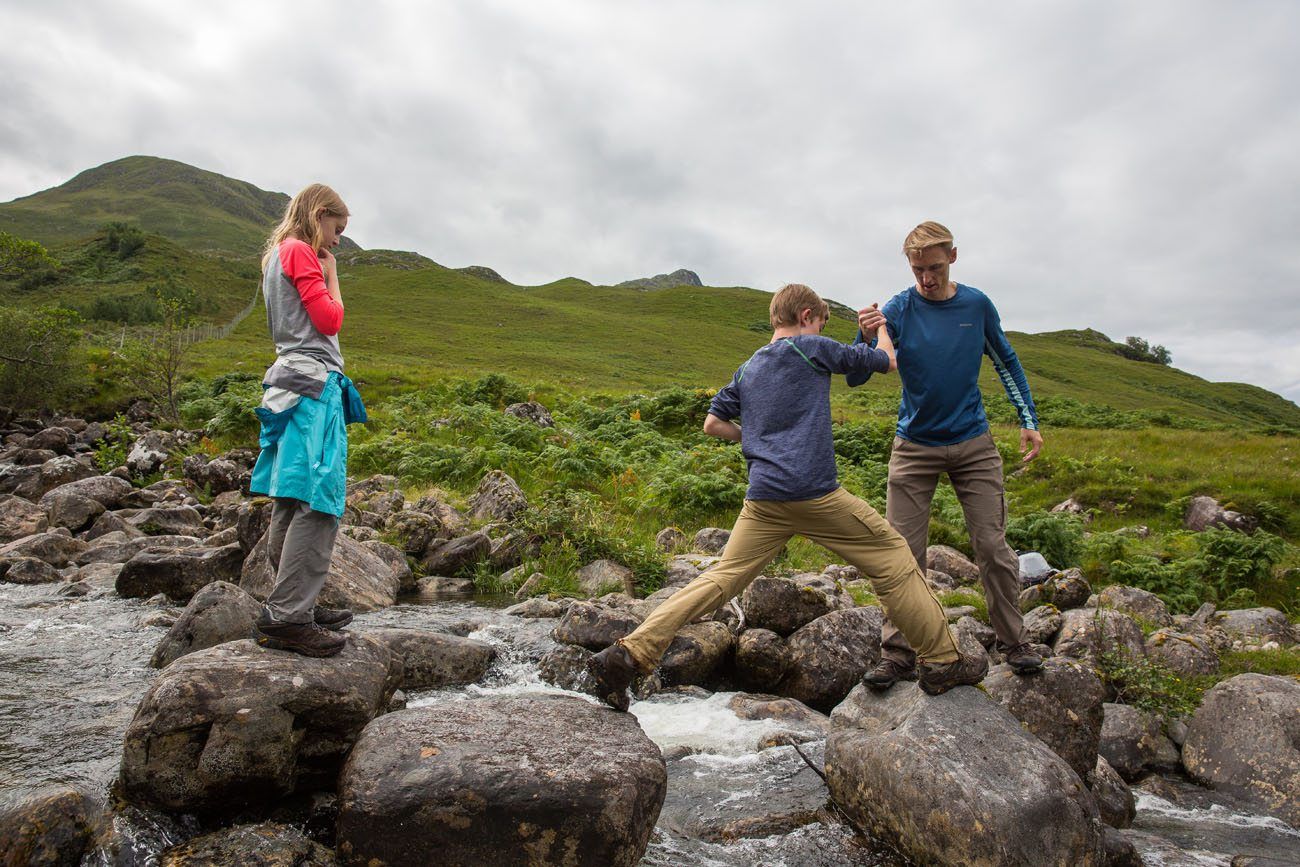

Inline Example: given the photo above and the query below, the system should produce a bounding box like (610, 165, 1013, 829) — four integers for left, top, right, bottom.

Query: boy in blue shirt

(588, 283, 988, 711)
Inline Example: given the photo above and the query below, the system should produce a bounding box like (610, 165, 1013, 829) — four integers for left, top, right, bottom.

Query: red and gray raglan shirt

(262, 237, 345, 377)
(848, 284, 1039, 446)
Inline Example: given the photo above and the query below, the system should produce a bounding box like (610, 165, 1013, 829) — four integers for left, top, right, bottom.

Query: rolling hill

(2, 156, 1298, 429)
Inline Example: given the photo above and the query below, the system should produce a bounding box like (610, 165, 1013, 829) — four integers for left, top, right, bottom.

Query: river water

(1, 579, 1297, 866)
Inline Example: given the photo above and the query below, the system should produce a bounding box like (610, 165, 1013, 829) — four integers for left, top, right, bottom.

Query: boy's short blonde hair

(769, 283, 829, 329)
(903, 221, 955, 255)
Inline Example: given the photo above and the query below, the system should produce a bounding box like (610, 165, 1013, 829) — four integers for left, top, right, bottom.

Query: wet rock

(120, 636, 401, 816)
(149, 580, 262, 668)
(158, 822, 337, 866)
(827, 682, 1105, 866)
(693, 527, 731, 554)
(417, 575, 475, 596)
(420, 531, 491, 575)
(983, 657, 1106, 780)
(777, 606, 883, 711)
(241, 530, 401, 612)
(1182, 673, 1300, 826)
(728, 693, 829, 735)
(660, 621, 733, 686)
(552, 601, 644, 651)
(1024, 603, 1065, 644)
(1183, 495, 1258, 534)
(467, 470, 527, 522)
(926, 544, 979, 583)
(0, 555, 65, 584)
(505, 597, 572, 618)
(0, 785, 98, 867)
(655, 527, 685, 552)
(116, 543, 245, 602)
(504, 400, 554, 427)
(1087, 755, 1135, 829)
(126, 506, 206, 537)
(0, 531, 88, 567)
(1213, 607, 1296, 647)
(1054, 607, 1146, 667)
(740, 574, 851, 636)
(1099, 585, 1172, 628)
(734, 627, 791, 691)
(537, 643, 597, 694)
(336, 696, 665, 867)
(1099, 703, 1164, 782)
(1144, 628, 1220, 676)
(364, 627, 496, 689)
(0, 493, 49, 542)
(577, 558, 635, 597)
(75, 533, 200, 566)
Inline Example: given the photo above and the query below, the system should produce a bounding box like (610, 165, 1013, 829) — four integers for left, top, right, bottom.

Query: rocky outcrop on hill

(336, 696, 666, 867)
(616, 268, 702, 290)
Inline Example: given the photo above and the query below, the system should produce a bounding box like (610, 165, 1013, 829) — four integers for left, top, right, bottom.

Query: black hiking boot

(256, 613, 347, 658)
(862, 658, 918, 691)
(1004, 642, 1044, 675)
(918, 650, 990, 695)
(313, 606, 354, 631)
(588, 643, 640, 712)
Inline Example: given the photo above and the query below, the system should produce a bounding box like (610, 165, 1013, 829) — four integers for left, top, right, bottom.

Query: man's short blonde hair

(903, 221, 955, 255)
(769, 283, 829, 328)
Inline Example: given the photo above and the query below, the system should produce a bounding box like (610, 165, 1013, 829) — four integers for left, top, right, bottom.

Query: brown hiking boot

(862, 658, 918, 691)
(918, 651, 990, 695)
(313, 605, 354, 631)
(257, 614, 347, 658)
(1004, 642, 1044, 675)
(588, 643, 640, 711)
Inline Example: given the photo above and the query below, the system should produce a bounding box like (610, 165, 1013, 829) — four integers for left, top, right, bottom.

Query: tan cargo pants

(880, 429, 1029, 668)
(618, 487, 959, 673)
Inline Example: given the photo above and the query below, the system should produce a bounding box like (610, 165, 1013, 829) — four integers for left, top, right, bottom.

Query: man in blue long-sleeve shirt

(851, 221, 1045, 687)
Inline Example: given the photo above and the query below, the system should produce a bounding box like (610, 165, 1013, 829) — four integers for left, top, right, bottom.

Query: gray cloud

(1, 0, 1296, 401)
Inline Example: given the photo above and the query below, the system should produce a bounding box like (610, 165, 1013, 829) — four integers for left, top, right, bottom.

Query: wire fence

(179, 283, 261, 347)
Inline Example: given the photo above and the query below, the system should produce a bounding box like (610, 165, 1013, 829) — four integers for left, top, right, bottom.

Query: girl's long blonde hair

(262, 183, 349, 268)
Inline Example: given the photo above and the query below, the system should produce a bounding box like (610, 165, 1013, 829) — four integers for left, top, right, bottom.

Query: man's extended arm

(982, 297, 1042, 461)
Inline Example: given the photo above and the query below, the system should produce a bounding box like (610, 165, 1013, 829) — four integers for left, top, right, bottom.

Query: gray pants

(264, 497, 339, 624)
(879, 430, 1028, 667)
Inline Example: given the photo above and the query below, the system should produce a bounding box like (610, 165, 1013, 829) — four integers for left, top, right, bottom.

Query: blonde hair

(902, 221, 954, 255)
(262, 183, 349, 267)
(769, 283, 829, 329)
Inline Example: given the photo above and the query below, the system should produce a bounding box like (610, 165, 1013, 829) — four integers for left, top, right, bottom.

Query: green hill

(3, 157, 1298, 430)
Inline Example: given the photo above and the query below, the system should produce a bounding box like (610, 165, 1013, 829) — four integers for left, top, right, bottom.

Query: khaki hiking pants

(880, 430, 1029, 668)
(618, 487, 959, 672)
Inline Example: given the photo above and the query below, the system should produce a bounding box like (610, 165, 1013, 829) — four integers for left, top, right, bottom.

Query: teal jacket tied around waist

(249, 371, 367, 517)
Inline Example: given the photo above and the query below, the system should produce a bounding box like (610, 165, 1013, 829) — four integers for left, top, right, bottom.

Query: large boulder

(149, 580, 262, 668)
(0, 556, 64, 584)
(982, 657, 1106, 781)
(734, 628, 791, 691)
(927, 544, 979, 583)
(466, 470, 527, 522)
(777, 606, 883, 711)
(827, 683, 1105, 866)
(0, 531, 87, 567)
(577, 559, 636, 597)
(120, 637, 401, 815)
(117, 544, 245, 602)
(1087, 755, 1135, 829)
(383, 509, 448, 558)
(336, 696, 666, 867)
(419, 531, 491, 576)
(659, 621, 733, 686)
(1182, 673, 1300, 826)
(0, 455, 97, 500)
(1022, 604, 1065, 644)
(75, 533, 200, 566)
(126, 506, 207, 537)
(40, 474, 134, 510)
(0, 785, 98, 867)
(537, 643, 599, 695)
(1098, 703, 1166, 782)
(40, 491, 105, 532)
(158, 822, 337, 866)
(1098, 584, 1172, 628)
(739, 574, 851, 636)
(1183, 495, 1259, 534)
(126, 431, 173, 477)
(552, 601, 644, 651)
(363, 627, 496, 690)
(1213, 607, 1296, 647)
(1054, 607, 1146, 667)
(1144, 628, 1220, 676)
(0, 494, 49, 542)
(241, 530, 401, 612)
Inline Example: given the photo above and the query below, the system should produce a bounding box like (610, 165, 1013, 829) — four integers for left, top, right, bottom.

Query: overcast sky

(3, 1, 1298, 402)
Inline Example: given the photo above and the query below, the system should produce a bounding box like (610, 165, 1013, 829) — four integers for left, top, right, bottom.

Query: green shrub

(1098, 647, 1200, 717)
(518, 489, 665, 591)
(1005, 511, 1085, 568)
(0, 232, 61, 287)
(103, 222, 146, 259)
(452, 373, 528, 409)
(92, 413, 135, 472)
(642, 444, 746, 518)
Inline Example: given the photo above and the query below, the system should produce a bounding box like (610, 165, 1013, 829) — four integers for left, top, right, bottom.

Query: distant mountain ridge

(617, 269, 702, 290)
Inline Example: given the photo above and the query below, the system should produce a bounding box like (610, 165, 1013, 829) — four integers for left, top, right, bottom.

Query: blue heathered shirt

(708, 335, 891, 501)
(847, 284, 1038, 446)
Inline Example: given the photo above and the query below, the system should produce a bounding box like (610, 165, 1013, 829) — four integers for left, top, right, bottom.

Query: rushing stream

(1, 578, 1296, 866)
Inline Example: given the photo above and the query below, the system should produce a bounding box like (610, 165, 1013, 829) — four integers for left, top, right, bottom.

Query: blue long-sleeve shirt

(848, 284, 1038, 446)
(710, 335, 891, 500)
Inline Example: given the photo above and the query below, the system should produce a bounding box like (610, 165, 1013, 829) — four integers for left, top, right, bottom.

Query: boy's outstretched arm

(875, 322, 898, 372)
(703, 413, 741, 442)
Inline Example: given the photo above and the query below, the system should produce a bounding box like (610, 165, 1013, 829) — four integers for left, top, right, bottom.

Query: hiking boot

(918, 651, 990, 695)
(256, 614, 347, 658)
(313, 605, 354, 631)
(588, 642, 640, 712)
(1004, 642, 1044, 675)
(862, 658, 918, 691)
